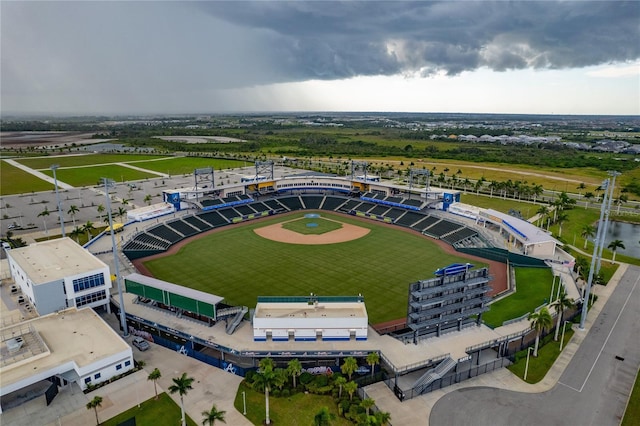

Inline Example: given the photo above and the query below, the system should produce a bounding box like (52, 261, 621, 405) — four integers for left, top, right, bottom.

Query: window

(84, 377, 91, 384)
(116, 364, 122, 370)
(125, 360, 131, 367)
(73, 273, 106, 292)
(94, 373, 101, 380)
(75, 290, 107, 307)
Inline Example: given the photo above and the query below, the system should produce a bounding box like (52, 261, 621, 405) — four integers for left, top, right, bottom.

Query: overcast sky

(2, 1, 639, 116)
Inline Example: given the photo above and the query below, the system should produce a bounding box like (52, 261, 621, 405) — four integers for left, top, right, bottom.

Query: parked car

(132, 337, 150, 351)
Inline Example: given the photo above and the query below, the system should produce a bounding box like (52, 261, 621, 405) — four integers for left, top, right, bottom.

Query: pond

(603, 221, 640, 259)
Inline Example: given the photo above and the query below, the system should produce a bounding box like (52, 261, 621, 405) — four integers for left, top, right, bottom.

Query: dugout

(124, 273, 223, 324)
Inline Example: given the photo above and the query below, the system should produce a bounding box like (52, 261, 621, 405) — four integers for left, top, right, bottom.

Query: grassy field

(15, 153, 168, 168)
(622, 370, 640, 426)
(0, 160, 53, 195)
(281, 216, 343, 235)
(456, 193, 537, 216)
(132, 156, 247, 175)
(143, 212, 482, 324)
(507, 325, 575, 384)
(482, 267, 554, 328)
(235, 384, 351, 426)
(101, 392, 197, 426)
(40, 165, 159, 187)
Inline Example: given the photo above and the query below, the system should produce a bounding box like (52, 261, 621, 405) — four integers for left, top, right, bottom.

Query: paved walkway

(365, 263, 631, 424)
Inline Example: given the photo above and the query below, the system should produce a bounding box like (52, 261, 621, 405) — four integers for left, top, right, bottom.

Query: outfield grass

(234, 383, 351, 426)
(14, 153, 168, 168)
(0, 160, 53, 195)
(101, 392, 198, 426)
(144, 212, 481, 324)
(482, 267, 553, 328)
(41, 165, 159, 187)
(281, 217, 343, 235)
(507, 326, 575, 384)
(133, 157, 247, 175)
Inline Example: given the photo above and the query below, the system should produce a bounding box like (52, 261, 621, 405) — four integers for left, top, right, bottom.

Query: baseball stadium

(111, 161, 573, 399)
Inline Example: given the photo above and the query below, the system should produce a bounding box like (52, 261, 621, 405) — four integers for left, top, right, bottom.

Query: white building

(0, 307, 134, 413)
(253, 296, 368, 342)
(6, 238, 111, 315)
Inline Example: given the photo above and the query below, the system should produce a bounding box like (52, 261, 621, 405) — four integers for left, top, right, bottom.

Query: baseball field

(140, 212, 487, 325)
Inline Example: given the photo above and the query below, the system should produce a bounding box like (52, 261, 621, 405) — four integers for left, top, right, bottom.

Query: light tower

(102, 177, 129, 337)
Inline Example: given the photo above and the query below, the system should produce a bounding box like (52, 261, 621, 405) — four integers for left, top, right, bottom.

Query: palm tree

(70, 226, 83, 244)
(38, 207, 50, 234)
(607, 240, 625, 263)
(583, 192, 594, 209)
(67, 205, 79, 227)
(581, 224, 596, 249)
(286, 358, 302, 388)
(616, 194, 628, 214)
(552, 288, 575, 341)
(375, 411, 392, 426)
(144, 194, 153, 205)
(148, 368, 162, 400)
(366, 352, 379, 379)
(528, 307, 553, 357)
(97, 204, 105, 220)
(252, 358, 277, 425)
(86, 395, 103, 426)
(169, 372, 195, 426)
(83, 221, 95, 241)
(117, 206, 127, 224)
(556, 212, 568, 238)
(361, 398, 375, 415)
(341, 357, 358, 381)
(201, 404, 226, 425)
(577, 182, 586, 197)
(313, 406, 336, 426)
(535, 205, 549, 227)
(344, 381, 358, 401)
(334, 376, 347, 399)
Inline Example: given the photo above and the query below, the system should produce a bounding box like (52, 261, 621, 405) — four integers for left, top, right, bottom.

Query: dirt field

(253, 220, 370, 244)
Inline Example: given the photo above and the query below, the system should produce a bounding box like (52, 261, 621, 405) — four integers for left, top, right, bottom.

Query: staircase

(412, 356, 458, 393)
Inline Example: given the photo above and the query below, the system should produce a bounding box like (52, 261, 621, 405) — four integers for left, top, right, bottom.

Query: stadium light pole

(595, 171, 620, 276)
(579, 178, 611, 331)
(103, 177, 129, 337)
(51, 164, 65, 237)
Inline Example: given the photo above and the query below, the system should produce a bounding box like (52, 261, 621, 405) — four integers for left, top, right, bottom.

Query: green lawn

(507, 326, 575, 384)
(41, 165, 159, 187)
(281, 216, 343, 235)
(15, 153, 168, 168)
(457, 193, 538, 217)
(144, 212, 482, 324)
(101, 392, 198, 426)
(0, 160, 53, 195)
(482, 267, 554, 328)
(234, 384, 351, 426)
(622, 369, 640, 426)
(133, 157, 247, 175)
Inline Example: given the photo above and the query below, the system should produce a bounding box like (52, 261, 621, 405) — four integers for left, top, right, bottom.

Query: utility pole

(51, 164, 65, 237)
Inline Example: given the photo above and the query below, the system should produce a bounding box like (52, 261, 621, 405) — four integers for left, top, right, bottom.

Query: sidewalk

(365, 263, 630, 423)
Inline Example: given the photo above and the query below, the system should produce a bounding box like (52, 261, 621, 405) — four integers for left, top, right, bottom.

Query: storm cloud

(201, 1, 640, 79)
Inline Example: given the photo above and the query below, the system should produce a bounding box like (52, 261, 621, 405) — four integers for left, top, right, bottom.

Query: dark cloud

(200, 1, 640, 80)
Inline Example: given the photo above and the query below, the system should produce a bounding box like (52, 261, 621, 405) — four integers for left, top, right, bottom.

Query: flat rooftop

(254, 302, 367, 319)
(0, 307, 131, 393)
(7, 237, 107, 285)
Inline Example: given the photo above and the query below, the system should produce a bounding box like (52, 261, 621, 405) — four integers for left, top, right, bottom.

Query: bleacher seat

(197, 211, 229, 227)
(278, 196, 304, 211)
(300, 195, 324, 210)
(148, 224, 183, 243)
(167, 219, 200, 238)
(182, 215, 213, 232)
(320, 196, 349, 211)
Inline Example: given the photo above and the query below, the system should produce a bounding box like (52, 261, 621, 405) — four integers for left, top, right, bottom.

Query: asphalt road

(429, 265, 640, 426)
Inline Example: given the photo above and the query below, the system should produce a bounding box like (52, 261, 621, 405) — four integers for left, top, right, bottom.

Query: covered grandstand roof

(482, 209, 560, 245)
(124, 273, 224, 306)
